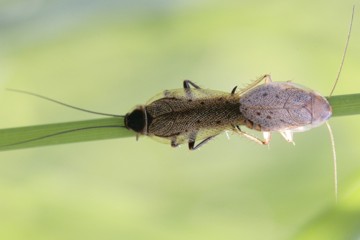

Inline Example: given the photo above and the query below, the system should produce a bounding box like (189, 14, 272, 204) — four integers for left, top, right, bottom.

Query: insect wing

(239, 82, 314, 131)
(145, 87, 237, 148)
(146, 87, 229, 104)
(149, 123, 229, 148)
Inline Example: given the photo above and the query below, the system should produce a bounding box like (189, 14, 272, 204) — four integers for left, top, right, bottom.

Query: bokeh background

(1, 0, 360, 239)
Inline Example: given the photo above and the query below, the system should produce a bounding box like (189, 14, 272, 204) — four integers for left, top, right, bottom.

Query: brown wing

(145, 91, 242, 148)
(146, 87, 229, 104)
(149, 122, 232, 148)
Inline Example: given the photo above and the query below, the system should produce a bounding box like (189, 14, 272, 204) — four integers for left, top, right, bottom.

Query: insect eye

(125, 109, 146, 133)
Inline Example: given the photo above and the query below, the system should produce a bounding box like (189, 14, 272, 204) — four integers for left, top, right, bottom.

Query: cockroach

(125, 75, 331, 148)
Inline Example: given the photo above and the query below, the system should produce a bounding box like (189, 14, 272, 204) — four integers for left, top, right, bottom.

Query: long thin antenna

(325, 6, 355, 203)
(329, 5, 355, 96)
(326, 121, 337, 202)
(6, 88, 124, 118)
(0, 125, 126, 148)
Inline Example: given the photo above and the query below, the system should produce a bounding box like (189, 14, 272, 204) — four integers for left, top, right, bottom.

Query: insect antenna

(326, 6, 355, 202)
(6, 88, 124, 117)
(329, 5, 355, 97)
(2, 89, 128, 149)
(325, 122, 337, 202)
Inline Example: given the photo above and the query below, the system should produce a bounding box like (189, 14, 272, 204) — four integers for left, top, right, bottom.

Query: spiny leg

(279, 130, 295, 145)
(188, 136, 216, 150)
(187, 130, 217, 150)
(262, 131, 271, 145)
(183, 80, 201, 98)
(233, 125, 270, 145)
(231, 86, 238, 95)
(264, 74, 272, 83)
(183, 80, 201, 89)
(237, 74, 272, 95)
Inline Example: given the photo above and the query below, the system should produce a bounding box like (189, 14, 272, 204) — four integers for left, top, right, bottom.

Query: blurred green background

(1, 0, 360, 239)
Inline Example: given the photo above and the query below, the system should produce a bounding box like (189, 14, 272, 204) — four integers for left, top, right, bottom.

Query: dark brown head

(124, 106, 147, 134)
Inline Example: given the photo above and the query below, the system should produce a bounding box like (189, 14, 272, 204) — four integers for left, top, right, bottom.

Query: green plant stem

(0, 93, 359, 152)
(0, 117, 133, 151)
(327, 94, 360, 117)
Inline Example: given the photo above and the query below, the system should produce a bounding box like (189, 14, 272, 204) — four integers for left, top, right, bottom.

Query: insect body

(124, 75, 332, 150)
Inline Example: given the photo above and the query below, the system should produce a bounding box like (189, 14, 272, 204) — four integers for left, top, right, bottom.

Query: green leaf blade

(0, 117, 133, 151)
(327, 93, 360, 117)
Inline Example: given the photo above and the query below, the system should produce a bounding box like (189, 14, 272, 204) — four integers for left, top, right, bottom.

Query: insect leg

(188, 136, 216, 150)
(262, 131, 271, 144)
(231, 86, 238, 95)
(263, 74, 272, 83)
(234, 125, 270, 145)
(279, 130, 295, 145)
(171, 138, 179, 148)
(183, 80, 201, 98)
(237, 74, 272, 95)
(183, 80, 201, 89)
